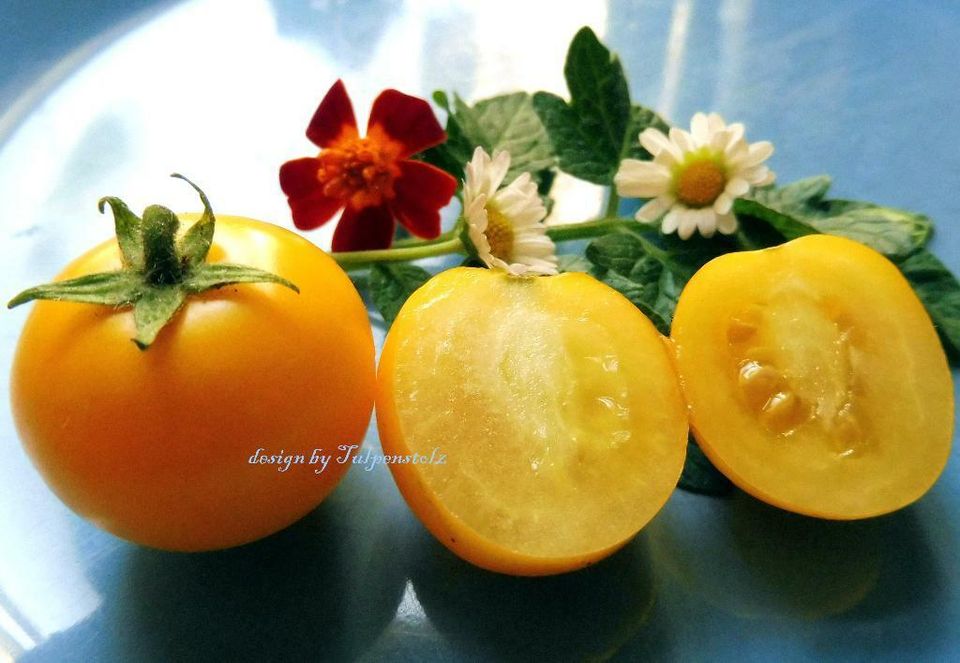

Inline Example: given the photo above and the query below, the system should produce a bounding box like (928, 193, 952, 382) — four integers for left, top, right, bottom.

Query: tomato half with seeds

(10, 189, 375, 551)
(671, 234, 953, 519)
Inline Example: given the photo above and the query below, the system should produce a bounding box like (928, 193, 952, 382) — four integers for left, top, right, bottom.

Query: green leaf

(98, 196, 144, 270)
(750, 175, 832, 216)
(532, 27, 635, 185)
(132, 286, 186, 349)
(895, 249, 960, 361)
(557, 254, 593, 273)
(746, 176, 933, 258)
(173, 173, 216, 267)
(621, 104, 671, 161)
(584, 232, 694, 334)
(183, 263, 300, 294)
(677, 440, 733, 496)
(7, 271, 143, 309)
(419, 92, 555, 189)
(733, 198, 817, 242)
(802, 204, 933, 258)
(370, 263, 431, 327)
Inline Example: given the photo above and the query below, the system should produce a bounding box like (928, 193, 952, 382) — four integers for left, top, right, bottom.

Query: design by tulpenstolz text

(248, 445, 447, 474)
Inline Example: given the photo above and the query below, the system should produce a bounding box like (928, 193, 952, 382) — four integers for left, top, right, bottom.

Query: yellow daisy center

(674, 156, 726, 208)
(485, 205, 515, 262)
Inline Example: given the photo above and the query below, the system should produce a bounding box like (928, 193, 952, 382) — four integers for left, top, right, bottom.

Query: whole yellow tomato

(9, 189, 375, 551)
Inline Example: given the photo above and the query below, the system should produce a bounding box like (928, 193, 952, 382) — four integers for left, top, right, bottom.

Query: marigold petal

(332, 204, 396, 251)
(306, 79, 359, 148)
(391, 160, 457, 238)
(279, 157, 343, 230)
(368, 89, 446, 157)
(279, 157, 322, 198)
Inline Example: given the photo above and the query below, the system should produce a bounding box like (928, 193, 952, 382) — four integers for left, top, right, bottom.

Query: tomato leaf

(532, 28, 668, 185)
(894, 248, 960, 363)
(584, 231, 722, 334)
(418, 91, 555, 190)
(370, 262, 431, 327)
(746, 177, 933, 258)
(678, 439, 734, 496)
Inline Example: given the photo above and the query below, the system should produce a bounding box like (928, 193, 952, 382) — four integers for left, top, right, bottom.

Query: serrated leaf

(750, 175, 832, 216)
(584, 232, 698, 334)
(370, 263, 431, 327)
(557, 254, 593, 273)
(677, 440, 733, 496)
(532, 27, 634, 185)
(418, 92, 555, 190)
(746, 177, 932, 258)
(733, 198, 818, 242)
(894, 249, 960, 362)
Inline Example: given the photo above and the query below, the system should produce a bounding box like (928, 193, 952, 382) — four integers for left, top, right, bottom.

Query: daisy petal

(726, 177, 750, 197)
(716, 212, 738, 235)
(640, 128, 682, 162)
(368, 89, 446, 157)
(697, 209, 718, 238)
(713, 192, 734, 215)
(757, 170, 777, 186)
(636, 195, 675, 222)
(742, 140, 774, 168)
(691, 112, 711, 144)
(662, 209, 681, 235)
(669, 127, 695, 152)
(677, 209, 698, 240)
(614, 160, 671, 197)
(306, 80, 359, 148)
(332, 204, 395, 251)
(391, 161, 458, 238)
(707, 113, 726, 133)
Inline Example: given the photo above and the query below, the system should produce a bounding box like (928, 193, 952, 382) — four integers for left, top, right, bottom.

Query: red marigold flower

(279, 80, 457, 251)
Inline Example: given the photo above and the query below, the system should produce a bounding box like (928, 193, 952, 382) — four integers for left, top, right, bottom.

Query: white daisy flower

(614, 112, 776, 240)
(462, 147, 558, 276)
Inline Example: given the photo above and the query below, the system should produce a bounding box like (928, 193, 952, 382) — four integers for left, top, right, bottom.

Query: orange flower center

(674, 157, 727, 208)
(316, 128, 402, 208)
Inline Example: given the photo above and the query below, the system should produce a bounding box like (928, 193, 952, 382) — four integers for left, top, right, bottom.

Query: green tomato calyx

(7, 174, 299, 350)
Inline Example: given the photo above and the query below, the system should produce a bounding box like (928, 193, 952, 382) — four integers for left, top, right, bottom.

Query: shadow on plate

(407, 527, 672, 662)
(20, 464, 408, 663)
(647, 489, 946, 625)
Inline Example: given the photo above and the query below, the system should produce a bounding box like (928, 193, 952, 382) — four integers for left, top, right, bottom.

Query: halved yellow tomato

(671, 234, 953, 519)
(376, 268, 688, 575)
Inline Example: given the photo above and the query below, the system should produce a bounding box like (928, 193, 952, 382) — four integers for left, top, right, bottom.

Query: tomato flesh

(377, 268, 688, 575)
(671, 234, 954, 519)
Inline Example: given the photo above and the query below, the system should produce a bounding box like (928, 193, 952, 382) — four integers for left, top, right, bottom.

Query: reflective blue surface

(2, 1, 960, 661)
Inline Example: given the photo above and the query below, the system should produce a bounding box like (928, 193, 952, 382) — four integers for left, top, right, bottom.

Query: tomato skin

(10, 215, 375, 551)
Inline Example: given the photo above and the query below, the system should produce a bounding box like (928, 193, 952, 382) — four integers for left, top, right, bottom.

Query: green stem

(546, 217, 627, 242)
(141, 204, 183, 285)
(335, 236, 465, 271)
(391, 229, 456, 248)
(604, 191, 621, 218)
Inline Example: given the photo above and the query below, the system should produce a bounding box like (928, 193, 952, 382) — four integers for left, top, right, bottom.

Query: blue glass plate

(2, 2, 959, 661)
